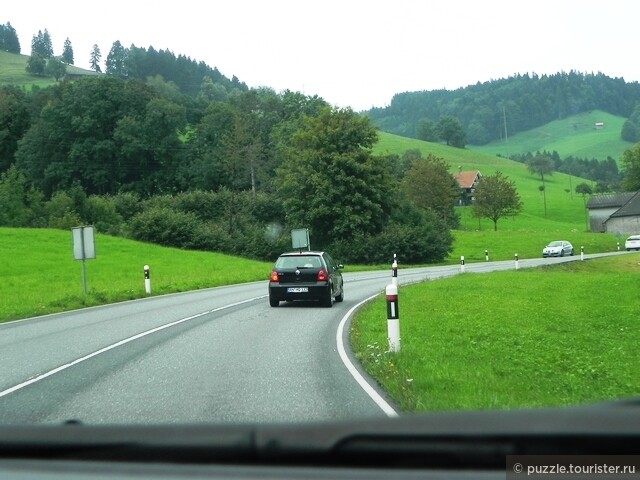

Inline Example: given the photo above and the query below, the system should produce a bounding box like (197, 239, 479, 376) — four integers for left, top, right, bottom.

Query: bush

(173, 190, 226, 222)
(87, 195, 123, 235)
(112, 192, 143, 220)
(329, 212, 453, 265)
(126, 206, 200, 248)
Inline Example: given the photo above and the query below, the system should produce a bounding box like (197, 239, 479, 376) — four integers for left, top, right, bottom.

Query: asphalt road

(0, 251, 628, 425)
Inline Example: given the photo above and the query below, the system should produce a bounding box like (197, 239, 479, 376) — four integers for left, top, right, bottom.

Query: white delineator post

(485, 249, 489, 262)
(514, 253, 519, 270)
(460, 255, 465, 273)
(386, 283, 400, 353)
(391, 254, 398, 286)
(581, 246, 584, 261)
(143, 265, 151, 294)
(617, 242, 620, 251)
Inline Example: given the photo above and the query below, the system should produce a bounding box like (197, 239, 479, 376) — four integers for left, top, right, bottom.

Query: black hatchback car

(268, 251, 344, 307)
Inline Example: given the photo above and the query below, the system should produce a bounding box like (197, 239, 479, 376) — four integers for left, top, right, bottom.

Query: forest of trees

(4, 23, 640, 265)
(0, 76, 455, 264)
(0, 22, 20, 53)
(368, 71, 640, 146)
(506, 151, 622, 190)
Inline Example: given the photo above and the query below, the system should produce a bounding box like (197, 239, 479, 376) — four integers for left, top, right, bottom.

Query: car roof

(278, 251, 325, 256)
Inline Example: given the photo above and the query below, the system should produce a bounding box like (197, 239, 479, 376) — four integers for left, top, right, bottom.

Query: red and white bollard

(143, 265, 151, 294)
(386, 283, 400, 353)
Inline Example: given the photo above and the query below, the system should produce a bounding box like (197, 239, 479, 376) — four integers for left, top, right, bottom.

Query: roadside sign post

(71, 226, 96, 296)
(291, 228, 310, 251)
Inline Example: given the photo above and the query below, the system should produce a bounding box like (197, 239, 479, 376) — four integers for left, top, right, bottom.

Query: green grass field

(374, 131, 623, 262)
(350, 254, 640, 411)
(0, 50, 98, 88)
(470, 110, 633, 161)
(0, 228, 271, 322)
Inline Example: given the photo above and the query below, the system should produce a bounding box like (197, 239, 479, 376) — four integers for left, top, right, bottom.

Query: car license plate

(287, 287, 308, 293)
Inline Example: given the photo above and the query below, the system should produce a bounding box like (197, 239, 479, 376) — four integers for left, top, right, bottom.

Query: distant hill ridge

(0, 46, 246, 98)
(367, 71, 640, 146)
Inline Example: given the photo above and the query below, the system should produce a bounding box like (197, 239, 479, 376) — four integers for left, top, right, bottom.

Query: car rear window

(275, 255, 322, 268)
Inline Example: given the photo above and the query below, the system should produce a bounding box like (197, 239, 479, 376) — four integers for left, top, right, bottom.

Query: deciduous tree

(437, 115, 466, 148)
(472, 172, 522, 231)
(275, 106, 394, 248)
(45, 57, 67, 81)
(25, 54, 46, 76)
(527, 154, 554, 216)
(401, 153, 459, 227)
(621, 144, 640, 191)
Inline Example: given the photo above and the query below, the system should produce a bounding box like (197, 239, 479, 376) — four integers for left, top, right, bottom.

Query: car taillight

(317, 269, 328, 281)
(270, 271, 279, 282)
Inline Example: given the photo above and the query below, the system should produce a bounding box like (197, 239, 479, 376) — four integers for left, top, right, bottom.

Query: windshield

(1, 0, 638, 463)
(275, 255, 322, 269)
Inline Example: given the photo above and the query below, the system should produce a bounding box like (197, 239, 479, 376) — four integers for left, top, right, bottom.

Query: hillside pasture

(470, 110, 633, 162)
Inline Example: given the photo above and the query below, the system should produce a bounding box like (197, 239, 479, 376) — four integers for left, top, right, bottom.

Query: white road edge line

(336, 295, 399, 418)
(0, 296, 266, 399)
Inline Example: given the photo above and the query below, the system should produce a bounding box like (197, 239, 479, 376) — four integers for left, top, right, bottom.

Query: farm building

(586, 191, 640, 234)
(454, 170, 482, 205)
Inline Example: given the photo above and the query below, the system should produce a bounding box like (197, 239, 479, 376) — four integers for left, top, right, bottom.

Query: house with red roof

(454, 170, 482, 205)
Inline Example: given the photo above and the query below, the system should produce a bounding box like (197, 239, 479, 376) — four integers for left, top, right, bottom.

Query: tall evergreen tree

(89, 44, 102, 72)
(31, 29, 53, 58)
(0, 22, 21, 54)
(105, 40, 128, 77)
(62, 38, 74, 64)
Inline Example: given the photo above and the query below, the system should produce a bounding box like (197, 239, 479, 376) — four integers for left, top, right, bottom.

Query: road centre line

(336, 295, 399, 418)
(0, 296, 266, 399)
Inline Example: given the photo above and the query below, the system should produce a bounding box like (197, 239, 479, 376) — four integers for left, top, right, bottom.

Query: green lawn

(0, 228, 271, 322)
(350, 255, 640, 411)
(0, 50, 99, 88)
(470, 110, 633, 161)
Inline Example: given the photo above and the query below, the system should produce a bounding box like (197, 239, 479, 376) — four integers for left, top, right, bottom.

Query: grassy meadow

(470, 110, 633, 161)
(0, 50, 98, 88)
(375, 130, 624, 262)
(350, 254, 640, 411)
(365, 130, 638, 411)
(0, 228, 271, 322)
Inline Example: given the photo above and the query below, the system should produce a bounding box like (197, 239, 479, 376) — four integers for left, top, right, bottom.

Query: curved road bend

(0, 251, 628, 425)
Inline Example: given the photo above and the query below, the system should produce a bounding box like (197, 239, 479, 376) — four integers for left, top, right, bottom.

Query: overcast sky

(3, 0, 638, 111)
